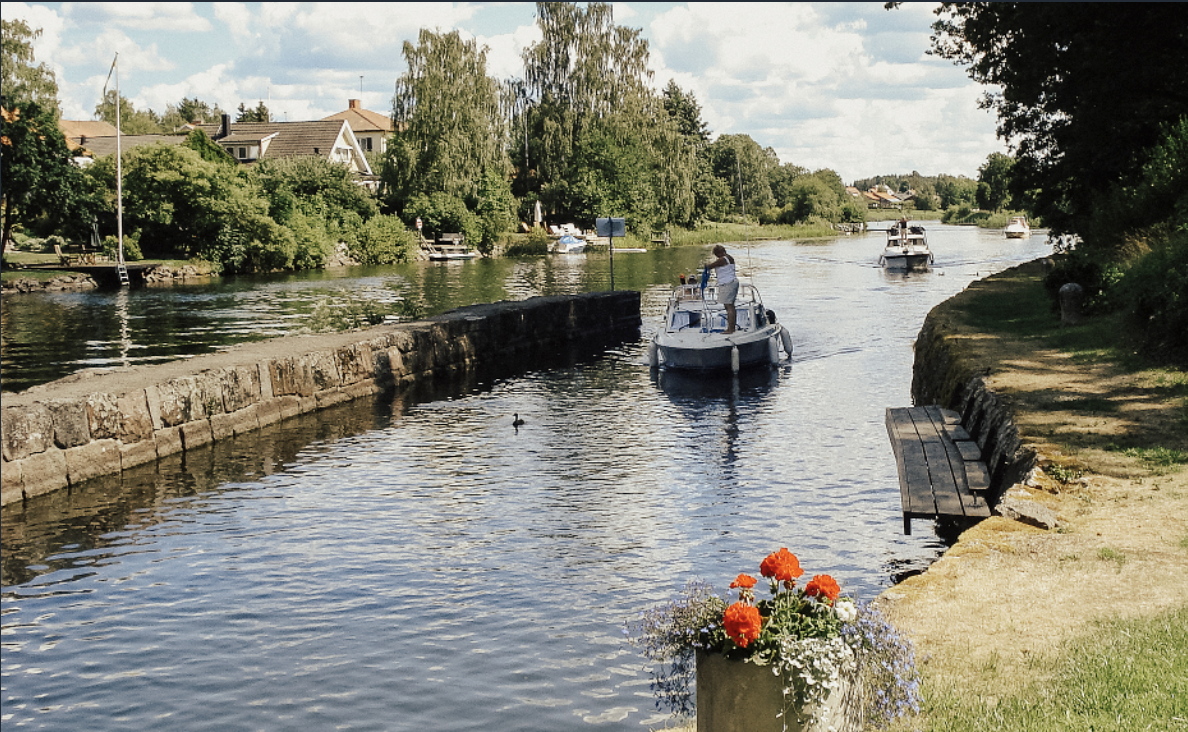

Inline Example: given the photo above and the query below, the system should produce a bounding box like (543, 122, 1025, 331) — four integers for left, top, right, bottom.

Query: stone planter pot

(696, 651, 858, 732)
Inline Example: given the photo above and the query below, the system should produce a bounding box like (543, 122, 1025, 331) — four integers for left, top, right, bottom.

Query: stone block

(211, 406, 259, 440)
(119, 438, 158, 470)
(1, 460, 23, 504)
(258, 361, 275, 399)
(154, 426, 183, 458)
(117, 390, 155, 442)
(179, 420, 213, 450)
(308, 351, 342, 391)
(65, 439, 120, 484)
(157, 377, 202, 426)
(315, 387, 350, 409)
(336, 341, 375, 385)
(144, 385, 165, 430)
(222, 365, 262, 412)
(277, 395, 303, 421)
(19, 447, 68, 498)
(256, 399, 283, 427)
(343, 380, 377, 400)
(2, 402, 54, 461)
(298, 395, 318, 414)
(85, 392, 122, 440)
(270, 357, 315, 397)
(47, 399, 92, 448)
(196, 371, 227, 417)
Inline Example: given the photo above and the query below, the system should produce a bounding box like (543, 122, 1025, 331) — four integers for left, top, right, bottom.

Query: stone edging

(2, 291, 641, 505)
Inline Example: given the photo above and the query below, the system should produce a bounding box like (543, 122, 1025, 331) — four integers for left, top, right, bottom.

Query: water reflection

(1, 226, 1053, 731)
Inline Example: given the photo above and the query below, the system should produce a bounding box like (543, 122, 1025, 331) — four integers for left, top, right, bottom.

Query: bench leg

(903, 515, 912, 536)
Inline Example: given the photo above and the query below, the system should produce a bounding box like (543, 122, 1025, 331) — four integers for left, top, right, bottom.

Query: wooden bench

(886, 406, 991, 535)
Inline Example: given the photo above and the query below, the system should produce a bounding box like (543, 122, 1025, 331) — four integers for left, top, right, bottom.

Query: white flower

(834, 599, 857, 623)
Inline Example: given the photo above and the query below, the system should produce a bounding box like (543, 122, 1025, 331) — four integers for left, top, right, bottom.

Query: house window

(238, 147, 247, 159)
(362, 137, 372, 152)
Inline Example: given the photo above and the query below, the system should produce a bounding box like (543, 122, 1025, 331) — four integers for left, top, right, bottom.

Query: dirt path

(879, 261, 1188, 698)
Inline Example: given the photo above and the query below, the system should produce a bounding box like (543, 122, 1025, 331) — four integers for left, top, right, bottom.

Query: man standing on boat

(706, 245, 738, 334)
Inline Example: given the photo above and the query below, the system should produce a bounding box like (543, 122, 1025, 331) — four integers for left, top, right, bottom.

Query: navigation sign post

(596, 217, 626, 291)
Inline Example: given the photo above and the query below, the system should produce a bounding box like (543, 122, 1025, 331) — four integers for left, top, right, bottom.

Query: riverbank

(878, 259, 1187, 729)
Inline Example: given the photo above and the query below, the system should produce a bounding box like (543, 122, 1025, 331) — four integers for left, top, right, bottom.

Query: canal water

(1, 224, 1051, 731)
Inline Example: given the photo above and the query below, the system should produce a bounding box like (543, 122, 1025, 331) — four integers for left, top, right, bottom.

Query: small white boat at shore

(1004, 215, 1031, 239)
(649, 276, 792, 373)
(879, 222, 933, 270)
(552, 234, 586, 254)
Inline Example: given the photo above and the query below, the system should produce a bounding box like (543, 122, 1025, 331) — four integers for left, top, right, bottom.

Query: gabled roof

(199, 118, 372, 175)
(79, 135, 187, 157)
(322, 106, 392, 134)
(59, 119, 118, 143)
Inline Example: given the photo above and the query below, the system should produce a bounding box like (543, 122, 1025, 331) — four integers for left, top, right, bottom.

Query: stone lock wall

(2, 291, 641, 506)
(911, 312, 1039, 505)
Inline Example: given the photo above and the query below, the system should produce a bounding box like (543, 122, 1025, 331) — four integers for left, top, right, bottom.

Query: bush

(101, 233, 143, 261)
(1044, 248, 1124, 315)
(1119, 233, 1188, 364)
(504, 227, 550, 256)
(349, 214, 417, 265)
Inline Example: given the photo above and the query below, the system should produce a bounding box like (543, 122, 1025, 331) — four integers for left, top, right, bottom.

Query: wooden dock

(886, 406, 991, 535)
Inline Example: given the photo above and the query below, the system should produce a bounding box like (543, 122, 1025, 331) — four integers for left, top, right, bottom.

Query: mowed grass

(902, 605, 1188, 732)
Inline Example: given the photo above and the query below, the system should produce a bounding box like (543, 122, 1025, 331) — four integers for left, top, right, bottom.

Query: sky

(2, 1, 1006, 183)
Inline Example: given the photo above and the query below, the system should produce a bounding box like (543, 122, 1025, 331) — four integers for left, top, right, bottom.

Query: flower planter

(696, 651, 857, 732)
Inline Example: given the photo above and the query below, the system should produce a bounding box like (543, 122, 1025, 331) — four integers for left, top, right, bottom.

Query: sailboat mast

(115, 53, 123, 269)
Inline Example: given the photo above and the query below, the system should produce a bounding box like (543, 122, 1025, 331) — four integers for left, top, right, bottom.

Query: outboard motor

(767, 309, 777, 323)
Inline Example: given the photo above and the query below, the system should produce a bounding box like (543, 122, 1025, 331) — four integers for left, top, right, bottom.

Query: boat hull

(654, 325, 782, 371)
(880, 251, 932, 270)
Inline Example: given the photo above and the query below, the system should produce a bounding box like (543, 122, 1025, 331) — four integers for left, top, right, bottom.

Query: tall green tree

(236, 101, 270, 123)
(95, 90, 164, 135)
(385, 28, 509, 211)
(2, 101, 97, 246)
(928, 3, 1188, 236)
(707, 134, 775, 217)
(1, 19, 58, 113)
(975, 152, 1014, 211)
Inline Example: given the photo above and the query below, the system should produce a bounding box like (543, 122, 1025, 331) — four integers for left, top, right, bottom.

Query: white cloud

(56, 27, 175, 76)
(61, 2, 212, 32)
(477, 22, 542, 81)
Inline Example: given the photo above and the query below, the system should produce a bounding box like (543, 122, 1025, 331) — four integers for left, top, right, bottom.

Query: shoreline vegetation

(878, 259, 1187, 732)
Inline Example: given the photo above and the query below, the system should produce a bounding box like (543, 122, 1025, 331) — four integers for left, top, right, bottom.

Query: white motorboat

(879, 222, 933, 270)
(552, 234, 586, 254)
(1004, 215, 1031, 239)
(648, 276, 792, 373)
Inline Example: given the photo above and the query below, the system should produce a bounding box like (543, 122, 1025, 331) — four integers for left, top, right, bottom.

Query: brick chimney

(219, 113, 231, 139)
(349, 99, 361, 110)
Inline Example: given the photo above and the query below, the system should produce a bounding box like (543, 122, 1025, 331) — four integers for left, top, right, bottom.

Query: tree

(707, 134, 775, 217)
(2, 101, 98, 247)
(976, 152, 1014, 211)
(928, 3, 1188, 235)
(236, 101, 270, 123)
(95, 91, 163, 135)
(1, 19, 58, 113)
(386, 29, 509, 209)
(662, 81, 710, 144)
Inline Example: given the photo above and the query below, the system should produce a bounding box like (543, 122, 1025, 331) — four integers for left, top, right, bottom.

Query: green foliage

(387, 28, 509, 209)
(252, 156, 378, 225)
(95, 90, 164, 135)
(183, 128, 235, 165)
(403, 192, 480, 250)
(235, 101, 270, 123)
(101, 233, 143, 261)
(975, 152, 1014, 212)
(1117, 232, 1188, 364)
(1, 19, 59, 113)
(929, 4, 1187, 237)
(2, 100, 101, 248)
(505, 227, 551, 256)
(347, 214, 416, 266)
(474, 169, 515, 255)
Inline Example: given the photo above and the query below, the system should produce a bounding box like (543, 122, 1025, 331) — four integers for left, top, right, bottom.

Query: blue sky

(3, 2, 1005, 183)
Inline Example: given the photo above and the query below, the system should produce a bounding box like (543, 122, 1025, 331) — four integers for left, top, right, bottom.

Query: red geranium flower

(759, 548, 803, 583)
(723, 602, 763, 648)
(729, 573, 757, 589)
(804, 574, 841, 602)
